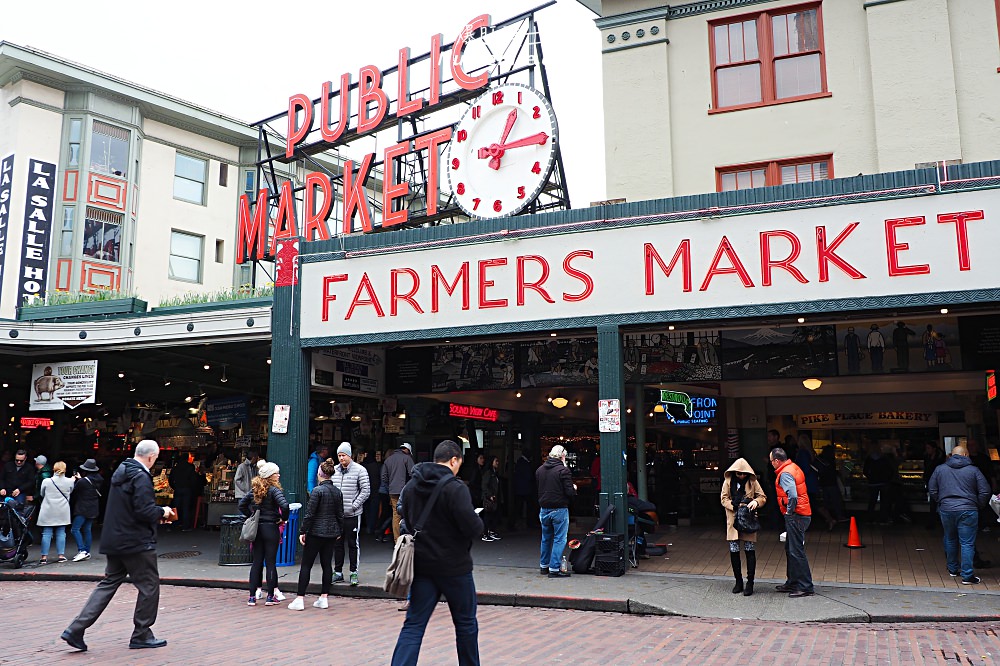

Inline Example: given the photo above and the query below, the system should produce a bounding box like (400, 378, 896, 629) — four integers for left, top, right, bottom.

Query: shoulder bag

(735, 497, 760, 534)
(383, 477, 450, 598)
(240, 503, 262, 542)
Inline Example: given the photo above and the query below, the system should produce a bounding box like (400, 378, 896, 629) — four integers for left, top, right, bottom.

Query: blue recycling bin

(276, 504, 301, 567)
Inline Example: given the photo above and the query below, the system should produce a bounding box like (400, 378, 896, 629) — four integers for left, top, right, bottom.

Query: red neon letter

(428, 33, 442, 106)
(937, 210, 983, 271)
(516, 255, 554, 306)
(391, 268, 424, 316)
(302, 172, 332, 242)
(451, 15, 491, 91)
(322, 274, 348, 322)
(268, 180, 299, 257)
(885, 217, 930, 276)
(645, 241, 692, 294)
(345, 273, 386, 320)
(320, 74, 351, 143)
(431, 263, 470, 312)
(816, 223, 866, 282)
(382, 141, 411, 228)
(357, 65, 388, 135)
(478, 258, 508, 309)
(413, 128, 452, 216)
(342, 153, 376, 234)
(286, 93, 313, 159)
(700, 236, 754, 291)
(563, 250, 594, 302)
(760, 230, 808, 287)
(236, 190, 268, 264)
(397, 47, 424, 117)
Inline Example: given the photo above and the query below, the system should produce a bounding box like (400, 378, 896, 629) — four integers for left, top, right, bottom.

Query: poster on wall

(29, 360, 98, 411)
(17, 159, 56, 307)
(311, 346, 385, 397)
(431, 342, 516, 392)
(520, 337, 599, 387)
(838, 318, 961, 375)
(720, 326, 837, 380)
(0, 154, 14, 304)
(622, 329, 721, 384)
(386, 347, 433, 394)
(959, 315, 1000, 370)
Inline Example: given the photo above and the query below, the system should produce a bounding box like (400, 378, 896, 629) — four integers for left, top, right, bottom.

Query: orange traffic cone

(844, 516, 865, 549)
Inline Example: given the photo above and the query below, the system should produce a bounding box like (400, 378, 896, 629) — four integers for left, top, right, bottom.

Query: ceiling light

(653, 403, 665, 413)
(668, 325, 675, 331)
(515, 391, 522, 398)
(2, 383, 7, 388)
(626, 407, 632, 414)
(185, 395, 193, 403)
(7, 403, 13, 408)
(220, 366, 228, 383)
(547, 396, 552, 403)
(129, 382, 136, 392)
(266, 358, 272, 365)
(940, 308, 949, 314)
(203, 364, 211, 370)
(163, 377, 172, 386)
(707, 427, 713, 432)
(117, 371, 125, 379)
(550, 333, 557, 337)
(350, 414, 362, 422)
(329, 399, 337, 404)
(802, 378, 823, 391)
(797, 317, 805, 324)
(551, 395, 569, 409)
(398, 411, 406, 419)
(648, 412, 654, 418)
(575, 400, 581, 407)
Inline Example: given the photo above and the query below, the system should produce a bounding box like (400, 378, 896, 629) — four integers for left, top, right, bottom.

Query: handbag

(240, 509, 261, 542)
(383, 477, 451, 598)
(735, 500, 760, 534)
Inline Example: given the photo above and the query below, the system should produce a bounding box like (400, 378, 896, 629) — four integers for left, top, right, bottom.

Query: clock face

(446, 83, 558, 220)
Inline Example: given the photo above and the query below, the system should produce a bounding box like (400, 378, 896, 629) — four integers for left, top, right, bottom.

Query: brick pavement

(4, 581, 997, 665)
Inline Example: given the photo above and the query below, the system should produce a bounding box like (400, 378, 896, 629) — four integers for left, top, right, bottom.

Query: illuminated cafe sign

(988, 370, 997, 402)
(655, 390, 717, 425)
(449, 402, 498, 422)
(237, 15, 498, 263)
(798, 412, 938, 429)
(20, 417, 53, 429)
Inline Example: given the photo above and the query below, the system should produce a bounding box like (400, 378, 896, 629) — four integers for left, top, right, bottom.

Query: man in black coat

(536, 445, 577, 578)
(391, 440, 483, 666)
(61, 440, 175, 652)
(1, 449, 36, 505)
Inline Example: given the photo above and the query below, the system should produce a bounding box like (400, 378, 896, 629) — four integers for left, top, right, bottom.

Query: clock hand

(477, 132, 551, 171)
(498, 109, 517, 147)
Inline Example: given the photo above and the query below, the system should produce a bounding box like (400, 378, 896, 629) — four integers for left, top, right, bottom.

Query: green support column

(268, 255, 310, 505)
(634, 383, 647, 501)
(597, 324, 627, 536)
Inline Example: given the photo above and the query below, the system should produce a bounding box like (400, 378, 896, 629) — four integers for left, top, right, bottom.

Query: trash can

(276, 503, 301, 567)
(218, 514, 252, 566)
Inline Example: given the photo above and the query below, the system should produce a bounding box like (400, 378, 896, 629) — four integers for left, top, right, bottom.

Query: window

(67, 119, 82, 168)
(169, 231, 203, 282)
(90, 121, 130, 177)
(60, 207, 75, 256)
(215, 239, 224, 263)
(717, 155, 832, 191)
(82, 207, 123, 262)
(219, 163, 229, 187)
(710, 3, 826, 111)
(174, 154, 207, 205)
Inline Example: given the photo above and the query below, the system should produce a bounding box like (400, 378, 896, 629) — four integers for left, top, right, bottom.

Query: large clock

(446, 83, 558, 220)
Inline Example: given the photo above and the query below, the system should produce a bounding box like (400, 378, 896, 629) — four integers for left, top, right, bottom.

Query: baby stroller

(0, 498, 35, 569)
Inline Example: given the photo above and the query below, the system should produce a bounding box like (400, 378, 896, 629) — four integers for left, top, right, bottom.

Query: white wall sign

(272, 404, 290, 434)
(311, 346, 385, 397)
(18, 159, 55, 306)
(299, 189, 1000, 340)
(598, 398, 620, 433)
(29, 360, 98, 411)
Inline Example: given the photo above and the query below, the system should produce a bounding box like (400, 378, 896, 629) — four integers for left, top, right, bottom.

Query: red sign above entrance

(449, 402, 498, 422)
(20, 417, 53, 429)
(987, 370, 996, 401)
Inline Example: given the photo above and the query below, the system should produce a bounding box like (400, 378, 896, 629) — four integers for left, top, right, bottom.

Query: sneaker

(273, 589, 286, 601)
(333, 572, 345, 584)
(255, 588, 264, 600)
(548, 571, 571, 578)
(72, 551, 89, 563)
(350, 572, 359, 586)
(962, 576, 981, 585)
(57, 555, 68, 563)
(540, 567, 549, 575)
(287, 597, 305, 611)
(481, 534, 494, 542)
(312, 597, 329, 609)
(247, 596, 256, 606)
(489, 532, 502, 541)
(264, 595, 279, 606)
(949, 571, 959, 577)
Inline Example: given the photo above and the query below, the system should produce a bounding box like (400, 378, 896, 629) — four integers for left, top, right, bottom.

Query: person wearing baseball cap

(381, 442, 415, 543)
(536, 445, 576, 578)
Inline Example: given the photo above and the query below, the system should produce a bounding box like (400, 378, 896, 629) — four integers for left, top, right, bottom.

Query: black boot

(730, 551, 744, 593)
(743, 550, 756, 596)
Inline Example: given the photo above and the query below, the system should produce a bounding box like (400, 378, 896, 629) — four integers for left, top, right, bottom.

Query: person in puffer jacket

(332, 442, 370, 586)
(287, 458, 344, 611)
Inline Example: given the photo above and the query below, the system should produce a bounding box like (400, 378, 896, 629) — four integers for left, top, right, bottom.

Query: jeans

(539, 507, 569, 572)
(391, 571, 479, 666)
(41, 525, 67, 557)
(940, 510, 979, 580)
(783, 513, 813, 592)
(71, 515, 93, 553)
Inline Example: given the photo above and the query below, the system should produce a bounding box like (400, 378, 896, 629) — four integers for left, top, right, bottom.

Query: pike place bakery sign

(798, 412, 938, 429)
(299, 189, 1000, 340)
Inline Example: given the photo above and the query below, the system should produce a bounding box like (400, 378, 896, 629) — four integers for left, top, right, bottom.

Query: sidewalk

(3, 524, 998, 624)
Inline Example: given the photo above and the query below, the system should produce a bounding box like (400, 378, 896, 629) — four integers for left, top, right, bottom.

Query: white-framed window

(169, 230, 203, 282)
(82, 206, 123, 262)
(90, 120, 130, 177)
(174, 153, 207, 205)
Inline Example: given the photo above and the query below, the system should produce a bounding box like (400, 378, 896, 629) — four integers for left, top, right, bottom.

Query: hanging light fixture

(128, 382, 136, 392)
(220, 366, 228, 383)
(550, 394, 569, 409)
(653, 403, 666, 413)
(802, 378, 823, 391)
(117, 371, 125, 379)
(203, 363, 211, 370)
(163, 377, 171, 387)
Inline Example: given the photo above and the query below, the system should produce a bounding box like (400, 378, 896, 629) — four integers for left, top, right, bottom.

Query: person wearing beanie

(239, 461, 289, 606)
(332, 442, 370, 586)
(536, 445, 576, 578)
(381, 442, 415, 543)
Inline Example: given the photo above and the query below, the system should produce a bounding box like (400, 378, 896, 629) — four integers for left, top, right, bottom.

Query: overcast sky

(2, 0, 607, 205)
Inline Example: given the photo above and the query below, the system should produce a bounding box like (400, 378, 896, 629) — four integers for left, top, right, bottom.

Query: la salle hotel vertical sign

(18, 159, 55, 306)
(0, 155, 13, 303)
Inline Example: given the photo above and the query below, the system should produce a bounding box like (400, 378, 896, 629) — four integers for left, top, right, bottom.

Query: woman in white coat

(38, 461, 75, 564)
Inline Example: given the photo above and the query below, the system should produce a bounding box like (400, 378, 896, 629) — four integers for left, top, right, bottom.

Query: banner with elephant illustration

(29, 360, 98, 411)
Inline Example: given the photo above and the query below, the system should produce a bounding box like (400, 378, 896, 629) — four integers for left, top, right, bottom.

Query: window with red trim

(710, 3, 827, 111)
(717, 155, 832, 192)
